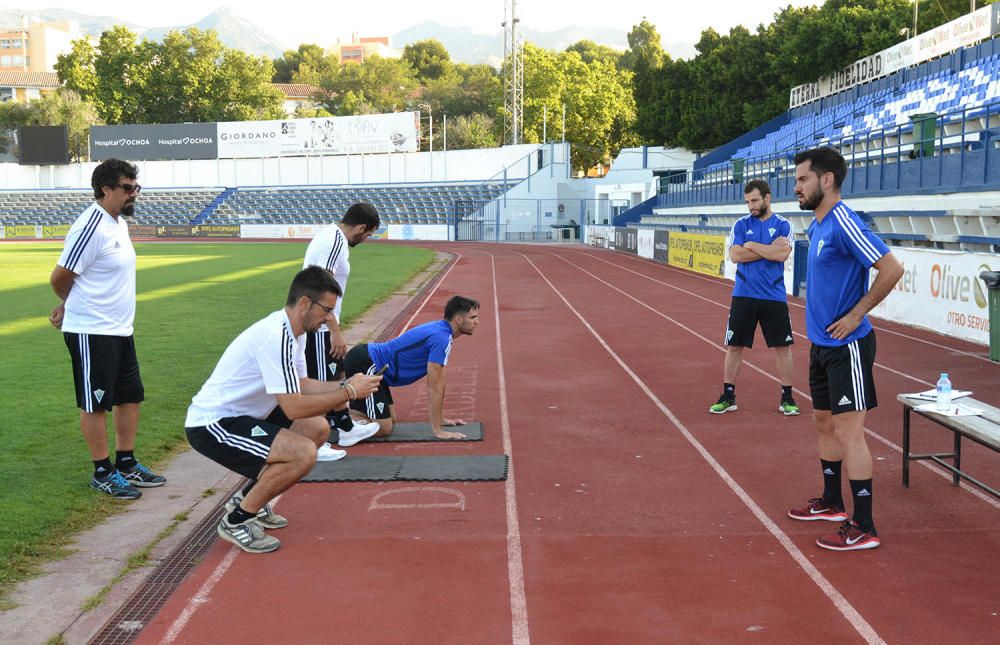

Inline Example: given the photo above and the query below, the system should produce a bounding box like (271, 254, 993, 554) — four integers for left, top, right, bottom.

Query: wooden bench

(897, 394, 1000, 499)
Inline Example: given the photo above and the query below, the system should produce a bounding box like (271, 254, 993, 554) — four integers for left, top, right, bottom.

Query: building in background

(273, 83, 324, 116)
(328, 34, 399, 64)
(0, 18, 84, 74)
(0, 70, 60, 102)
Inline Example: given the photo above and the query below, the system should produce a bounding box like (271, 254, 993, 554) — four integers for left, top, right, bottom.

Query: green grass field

(0, 241, 433, 605)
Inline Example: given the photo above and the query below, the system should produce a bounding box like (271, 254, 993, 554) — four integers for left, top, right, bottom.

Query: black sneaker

(119, 462, 167, 488)
(708, 395, 738, 414)
(91, 471, 142, 499)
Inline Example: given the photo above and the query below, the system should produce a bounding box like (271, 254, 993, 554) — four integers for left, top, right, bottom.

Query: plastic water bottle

(936, 373, 952, 411)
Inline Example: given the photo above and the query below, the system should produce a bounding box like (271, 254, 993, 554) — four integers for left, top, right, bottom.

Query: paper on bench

(905, 389, 972, 402)
(913, 402, 985, 417)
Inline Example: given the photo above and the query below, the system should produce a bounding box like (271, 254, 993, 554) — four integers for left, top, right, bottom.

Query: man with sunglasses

(185, 266, 383, 553)
(50, 158, 162, 500)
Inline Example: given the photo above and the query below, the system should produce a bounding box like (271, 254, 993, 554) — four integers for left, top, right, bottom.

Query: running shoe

(316, 443, 347, 461)
(119, 462, 167, 487)
(216, 516, 280, 554)
(778, 400, 800, 416)
(787, 497, 849, 522)
(708, 395, 737, 414)
(338, 419, 381, 447)
(90, 471, 142, 499)
(226, 492, 288, 530)
(816, 520, 881, 551)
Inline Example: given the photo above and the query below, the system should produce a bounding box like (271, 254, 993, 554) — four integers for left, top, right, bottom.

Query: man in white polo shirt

(50, 158, 164, 500)
(185, 266, 383, 553)
(302, 202, 382, 459)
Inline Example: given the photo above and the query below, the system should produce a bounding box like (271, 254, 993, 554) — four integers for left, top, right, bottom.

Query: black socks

(821, 459, 844, 508)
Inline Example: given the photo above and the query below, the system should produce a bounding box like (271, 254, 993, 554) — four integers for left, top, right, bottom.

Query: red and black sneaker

(817, 521, 881, 551)
(787, 497, 849, 522)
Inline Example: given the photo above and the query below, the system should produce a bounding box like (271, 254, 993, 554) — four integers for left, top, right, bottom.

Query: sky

(5, 1, 822, 56)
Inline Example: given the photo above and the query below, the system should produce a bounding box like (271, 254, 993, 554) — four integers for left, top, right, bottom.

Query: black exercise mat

(301, 454, 507, 482)
(303, 456, 403, 482)
(366, 421, 483, 443)
(397, 455, 507, 481)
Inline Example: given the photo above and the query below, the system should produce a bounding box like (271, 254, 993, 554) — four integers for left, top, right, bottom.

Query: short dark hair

(793, 147, 847, 189)
(743, 179, 770, 197)
(444, 295, 479, 320)
(342, 202, 381, 230)
(91, 159, 138, 200)
(286, 266, 342, 306)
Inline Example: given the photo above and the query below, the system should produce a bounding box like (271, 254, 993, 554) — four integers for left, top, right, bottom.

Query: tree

(316, 55, 419, 115)
(55, 26, 285, 124)
(567, 40, 622, 66)
(402, 39, 453, 81)
(444, 113, 500, 149)
(273, 43, 329, 83)
(27, 90, 102, 161)
(622, 20, 668, 145)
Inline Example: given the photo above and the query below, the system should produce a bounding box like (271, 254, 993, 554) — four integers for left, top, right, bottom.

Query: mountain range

(0, 6, 635, 64)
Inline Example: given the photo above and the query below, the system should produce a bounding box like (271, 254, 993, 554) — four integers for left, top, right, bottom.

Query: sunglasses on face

(117, 183, 141, 194)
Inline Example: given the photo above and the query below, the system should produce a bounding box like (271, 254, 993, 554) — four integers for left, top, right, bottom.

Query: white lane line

(576, 248, 994, 364)
(549, 251, 1000, 510)
(490, 253, 531, 645)
(517, 251, 885, 645)
(161, 549, 239, 643)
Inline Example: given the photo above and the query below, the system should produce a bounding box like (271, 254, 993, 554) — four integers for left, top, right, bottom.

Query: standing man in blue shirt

(709, 179, 798, 416)
(342, 296, 480, 440)
(787, 147, 902, 552)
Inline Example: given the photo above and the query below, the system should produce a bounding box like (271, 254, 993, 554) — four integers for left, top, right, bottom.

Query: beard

(121, 200, 136, 217)
(797, 188, 822, 211)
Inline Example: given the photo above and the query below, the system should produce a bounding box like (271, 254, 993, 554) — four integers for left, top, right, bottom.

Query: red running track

(137, 243, 1000, 644)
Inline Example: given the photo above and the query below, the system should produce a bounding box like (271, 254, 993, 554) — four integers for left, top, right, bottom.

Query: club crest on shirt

(816, 239, 825, 256)
(768, 227, 776, 237)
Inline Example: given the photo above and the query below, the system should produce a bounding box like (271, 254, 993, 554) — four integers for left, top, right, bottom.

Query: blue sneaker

(119, 462, 166, 488)
(91, 471, 142, 499)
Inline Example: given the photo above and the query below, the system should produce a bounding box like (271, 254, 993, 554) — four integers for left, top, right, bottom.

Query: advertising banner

(241, 224, 287, 239)
(42, 224, 70, 239)
(5, 225, 38, 239)
(653, 230, 669, 263)
(387, 224, 450, 241)
(218, 112, 419, 158)
(156, 225, 196, 238)
(612, 227, 637, 254)
(586, 225, 612, 248)
(789, 5, 996, 108)
(194, 225, 241, 238)
(130, 224, 159, 238)
(668, 232, 726, 277)
(90, 123, 218, 161)
(871, 247, 993, 346)
(637, 228, 654, 259)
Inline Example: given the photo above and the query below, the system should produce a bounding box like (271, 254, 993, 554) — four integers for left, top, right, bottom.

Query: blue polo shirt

(367, 319, 454, 387)
(729, 213, 792, 302)
(805, 201, 890, 347)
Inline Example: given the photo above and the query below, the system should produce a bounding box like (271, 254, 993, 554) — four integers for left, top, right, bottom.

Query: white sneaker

(338, 420, 381, 447)
(316, 443, 347, 461)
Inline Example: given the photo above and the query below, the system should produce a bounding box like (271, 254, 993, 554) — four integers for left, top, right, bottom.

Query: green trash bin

(909, 112, 938, 158)
(731, 158, 744, 185)
(981, 271, 1000, 362)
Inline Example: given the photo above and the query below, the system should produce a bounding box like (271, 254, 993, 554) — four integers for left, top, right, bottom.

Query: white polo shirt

(185, 309, 307, 427)
(57, 203, 136, 336)
(303, 224, 350, 328)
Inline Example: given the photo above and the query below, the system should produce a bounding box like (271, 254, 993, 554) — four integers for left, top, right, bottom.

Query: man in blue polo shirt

(709, 179, 798, 416)
(787, 147, 902, 552)
(341, 295, 480, 440)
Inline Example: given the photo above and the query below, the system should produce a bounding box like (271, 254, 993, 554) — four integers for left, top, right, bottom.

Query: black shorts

(186, 412, 287, 480)
(305, 330, 343, 381)
(342, 344, 394, 419)
(810, 330, 878, 415)
(725, 297, 794, 348)
(63, 332, 144, 413)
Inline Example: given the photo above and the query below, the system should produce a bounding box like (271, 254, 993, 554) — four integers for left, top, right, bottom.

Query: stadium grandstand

(627, 32, 1000, 255)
